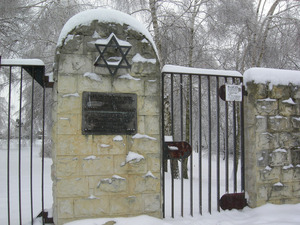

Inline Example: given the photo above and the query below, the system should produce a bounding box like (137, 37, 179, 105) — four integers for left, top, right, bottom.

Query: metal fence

(161, 65, 245, 218)
(0, 57, 53, 225)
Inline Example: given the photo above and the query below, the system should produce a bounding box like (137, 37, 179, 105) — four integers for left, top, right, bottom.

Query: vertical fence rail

(30, 71, 35, 225)
(170, 74, 175, 219)
(18, 68, 23, 224)
(240, 84, 245, 192)
(207, 76, 212, 214)
(42, 83, 46, 225)
(198, 75, 202, 215)
(7, 66, 12, 225)
(162, 68, 244, 218)
(225, 78, 229, 193)
(161, 73, 165, 219)
(216, 77, 220, 212)
(0, 58, 51, 225)
(189, 75, 193, 216)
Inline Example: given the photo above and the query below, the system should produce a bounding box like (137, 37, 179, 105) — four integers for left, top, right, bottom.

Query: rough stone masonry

(51, 9, 161, 225)
(244, 68, 300, 208)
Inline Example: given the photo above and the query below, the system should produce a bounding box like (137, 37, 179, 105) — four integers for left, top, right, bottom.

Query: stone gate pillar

(244, 68, 300, 208)
(52, 9, 161, 225)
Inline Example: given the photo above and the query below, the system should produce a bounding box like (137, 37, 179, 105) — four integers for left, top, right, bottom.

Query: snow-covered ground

(0, 139, 52, 225)
(1, 139, 300, 225)
(63, 203, 300, 225)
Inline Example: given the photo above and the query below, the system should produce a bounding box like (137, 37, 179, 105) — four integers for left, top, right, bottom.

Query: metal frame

(162, 69, 244, 218)
(0, 57, 53, 225)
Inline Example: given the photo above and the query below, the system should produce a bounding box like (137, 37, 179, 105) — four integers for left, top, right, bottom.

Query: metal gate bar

(18, 67, 23, 224)
(198, 75, 202, 215)
(0, 57, 52, 225)
(162, 66, 244, 218)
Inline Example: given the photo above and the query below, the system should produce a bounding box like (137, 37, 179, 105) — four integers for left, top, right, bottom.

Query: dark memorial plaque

(82, 92, 137, 135)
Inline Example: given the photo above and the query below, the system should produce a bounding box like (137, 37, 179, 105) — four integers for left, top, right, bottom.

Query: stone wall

(52, 9, 161, 225)
(244, 69, 300, 207)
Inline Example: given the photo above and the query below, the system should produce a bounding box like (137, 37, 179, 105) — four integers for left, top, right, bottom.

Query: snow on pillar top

(57, 8, 157, 54)
(244, 67, 300, 88)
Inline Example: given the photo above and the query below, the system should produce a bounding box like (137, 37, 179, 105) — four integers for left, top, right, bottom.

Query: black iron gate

(0, 57, 53, 225)
(161, 65, 245, 218)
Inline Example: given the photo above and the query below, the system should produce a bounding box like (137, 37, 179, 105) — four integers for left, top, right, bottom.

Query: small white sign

(225, 84, 242, 102)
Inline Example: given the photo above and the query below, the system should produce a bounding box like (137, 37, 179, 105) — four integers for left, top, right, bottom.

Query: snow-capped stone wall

(52, 9, 161, 225)
(244, 68, 300, 208)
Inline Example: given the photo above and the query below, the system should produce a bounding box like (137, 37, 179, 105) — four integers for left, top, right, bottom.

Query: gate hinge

(242, 85, 248, 96)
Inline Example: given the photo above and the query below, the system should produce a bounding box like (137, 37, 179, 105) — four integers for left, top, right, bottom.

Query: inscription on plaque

(82, 92, 137, 135)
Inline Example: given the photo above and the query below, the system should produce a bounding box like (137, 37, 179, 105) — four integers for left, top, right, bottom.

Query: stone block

(291, 117, 300, 129)
(60, 34, 84, 54)
(138, 96, 160, 116)
(130, 135, 160, 154)
(94, 135, 127, 155)
(57, 198, 74, 219)
(57, 75, 78, 93)
(57, 93, 81, 114)
(84, 36, 101, 53)
(246, 82, 268, 100)
(257, 150, 270, 167)
(82, 155, 114, 176)
(294, 166, 300, 180)
(145, 116, 160, 135)
(147, 154, 161, 173)
(113, 155, 129, 174)
(145, 79, 160, 96)
(56, 157, 80, 177)
(56, 135, 94, 156)
(57, 114, 79, 135)
(293, 182, 300, 196)
(74, 197, 110, 217)
(129, 173, 160, 193)
(260, 166, 280, 182)
(255, 116, 267, 132)
(144, 194, 161, 212)
(256, 98, 278, 115)
(110, 195, 143, 215)
(113, 76, 144, 95)
(257, 184, 270, 201)
(256, 132, 278, 150)
(270, 183, 292, 199)
(292, 149, 300, 165)
(268, 115, 289, 132)
(279, 100, 297, 116)
(56, 177, 89, 197)
(270, 85, 291, 99)
(97, 175, 127, 193)
(78, 73, 112, 93)
(292, 86, 300, 99)
(270, 149, 288, 166)
(278, 132, 299, 149)
(282, 165, 294, 182)
(58, 54, 93, 75)
(131, 61, 159, 75)
(126, 158, 147, 174)
(137, 116, 145, 134)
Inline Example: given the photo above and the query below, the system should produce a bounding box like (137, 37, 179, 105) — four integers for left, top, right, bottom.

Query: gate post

(244, 68, 300, 208)
(52, 9, 161, 225)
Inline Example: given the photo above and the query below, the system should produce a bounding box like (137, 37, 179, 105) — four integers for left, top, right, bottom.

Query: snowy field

(0, 139, 52, 225)
(1, 139, 300, 225)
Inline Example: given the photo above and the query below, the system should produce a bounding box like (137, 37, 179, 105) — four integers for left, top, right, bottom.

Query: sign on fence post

(225, 84, 243, 102)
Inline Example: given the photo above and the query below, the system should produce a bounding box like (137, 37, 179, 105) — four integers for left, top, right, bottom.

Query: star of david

(94, 33, 132, 76)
